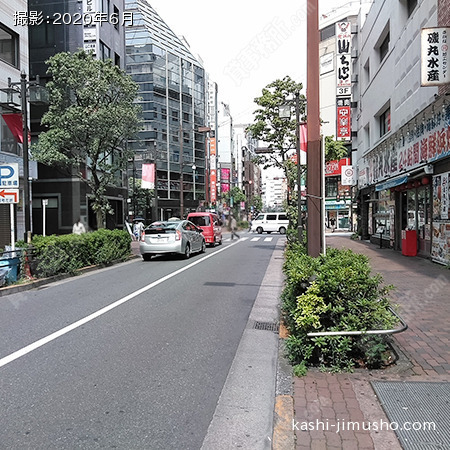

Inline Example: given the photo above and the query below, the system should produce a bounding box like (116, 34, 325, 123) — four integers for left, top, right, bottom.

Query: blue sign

(0, 163, 19, 187)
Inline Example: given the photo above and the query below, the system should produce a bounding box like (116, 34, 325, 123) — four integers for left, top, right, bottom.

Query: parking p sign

(0, 163, 19, 188)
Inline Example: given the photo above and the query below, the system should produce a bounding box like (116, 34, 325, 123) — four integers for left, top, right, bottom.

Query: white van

(251, 212, 289, 234)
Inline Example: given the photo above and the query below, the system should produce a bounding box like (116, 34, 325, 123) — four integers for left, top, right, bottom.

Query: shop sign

(341, 165, 356, 186)
(421, 28, 450, 87)
(335, 22, 352, 93)
(431, 171, 450, 264)
(336, 98, 351, 141)
(365, 104, 450, 186)
(325, 158, 350, 177)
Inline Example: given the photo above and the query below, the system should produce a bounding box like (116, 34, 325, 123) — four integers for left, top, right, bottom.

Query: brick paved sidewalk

(293, 236, 450, 449)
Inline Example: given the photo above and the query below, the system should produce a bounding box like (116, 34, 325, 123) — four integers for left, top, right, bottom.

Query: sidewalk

(292, 235, 450, 449)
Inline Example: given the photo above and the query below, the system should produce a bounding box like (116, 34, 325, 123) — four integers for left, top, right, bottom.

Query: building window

(114, 52, 120, 67)
(325, 177, 338, 198)
(320, 23, 336, 41)
(100, 41, 111, 60)
(0, 23, 19, 67)
(407, 0, 418, 18)
(379, 108, 390, 137)
(379, 32, 390, 61)
(113, 6, 119, 30)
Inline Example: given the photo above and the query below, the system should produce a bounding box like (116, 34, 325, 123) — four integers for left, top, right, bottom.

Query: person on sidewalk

(330, 217, 336, 233)
(72, 218, 86, 235)
(228, 214, 240, 240)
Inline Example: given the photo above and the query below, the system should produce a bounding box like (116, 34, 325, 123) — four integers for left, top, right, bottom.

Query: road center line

(0, 241, 241, 369)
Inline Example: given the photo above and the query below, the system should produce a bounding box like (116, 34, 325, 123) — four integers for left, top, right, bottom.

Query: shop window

(407, 189, 416, 230)
(325, 178, 338, 198)
(374, 189, 393, 237)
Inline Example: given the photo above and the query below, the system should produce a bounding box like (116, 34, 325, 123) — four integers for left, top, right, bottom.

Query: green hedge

(25, 229, 131, 278)
(282, 245, 397, 372)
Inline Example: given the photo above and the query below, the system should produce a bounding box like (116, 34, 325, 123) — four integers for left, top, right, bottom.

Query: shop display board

(431, 172, 450, 264)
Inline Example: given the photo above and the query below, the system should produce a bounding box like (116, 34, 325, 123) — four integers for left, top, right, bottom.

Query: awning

(375, 175, 408, 192)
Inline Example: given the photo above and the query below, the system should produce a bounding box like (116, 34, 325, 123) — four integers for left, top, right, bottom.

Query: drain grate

(371, 381, 450, 449)
(253, 321, 279, 333)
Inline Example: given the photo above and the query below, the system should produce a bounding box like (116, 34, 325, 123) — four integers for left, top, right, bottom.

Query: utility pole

(295, 92, 303, 243)
(307, 0, 323, 256)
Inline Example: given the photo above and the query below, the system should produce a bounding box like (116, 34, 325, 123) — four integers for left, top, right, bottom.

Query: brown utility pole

(307, 0, 323, 256)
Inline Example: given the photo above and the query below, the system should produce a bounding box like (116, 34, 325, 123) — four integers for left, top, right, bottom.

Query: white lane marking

(0, 241, 241, 369)
(251, 237, 260, 241)
(264, 237, 273, 242)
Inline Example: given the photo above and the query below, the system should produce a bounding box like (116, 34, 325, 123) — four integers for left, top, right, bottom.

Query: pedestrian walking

(72, 218, 86, 235)
(330, 217, 336, 233)
(133, 220, 144, 241)
(247, 212, 253, 232)
(228, 214, 240, 240)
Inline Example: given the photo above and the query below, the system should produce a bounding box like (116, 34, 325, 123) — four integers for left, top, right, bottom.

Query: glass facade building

(125, 1, 207, 220)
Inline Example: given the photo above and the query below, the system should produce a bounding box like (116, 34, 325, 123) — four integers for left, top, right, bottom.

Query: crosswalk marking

(264, 237, 273, 242)
(251, 237, 260, 241)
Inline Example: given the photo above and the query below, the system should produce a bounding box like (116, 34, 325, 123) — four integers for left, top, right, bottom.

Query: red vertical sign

(209, 138, 217, 202)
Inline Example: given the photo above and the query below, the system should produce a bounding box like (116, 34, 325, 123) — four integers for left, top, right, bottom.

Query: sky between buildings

(150, 0, 351, 124)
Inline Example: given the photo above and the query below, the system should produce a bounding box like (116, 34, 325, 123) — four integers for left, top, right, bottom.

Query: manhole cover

(371, 381, 450, 449)
(253, 321, 279, 333)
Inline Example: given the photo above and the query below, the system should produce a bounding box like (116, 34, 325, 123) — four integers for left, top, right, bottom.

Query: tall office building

(125, 0, 208, 220)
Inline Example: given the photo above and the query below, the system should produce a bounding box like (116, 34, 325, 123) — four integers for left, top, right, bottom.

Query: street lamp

(280, 92, 305, 243)
(5, 73, 48, 242)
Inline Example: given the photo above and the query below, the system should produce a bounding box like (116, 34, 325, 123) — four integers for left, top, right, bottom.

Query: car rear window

(189, 216, 210, 226)
(145, 222, 178, 234)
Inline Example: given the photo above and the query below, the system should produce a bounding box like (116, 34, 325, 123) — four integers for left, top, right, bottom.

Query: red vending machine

(401, 230, 417, 256)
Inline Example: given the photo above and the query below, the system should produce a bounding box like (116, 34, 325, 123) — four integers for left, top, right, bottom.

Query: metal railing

(307, 307, 407, 337)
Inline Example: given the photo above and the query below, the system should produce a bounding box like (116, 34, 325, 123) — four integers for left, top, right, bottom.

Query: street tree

(32, 50, 142, 229)
(247, 76, 305, 185)
(324, 135, 349, 162)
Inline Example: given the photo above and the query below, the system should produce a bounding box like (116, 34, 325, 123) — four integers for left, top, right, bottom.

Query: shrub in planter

(282, 246, 397, 372)
(28, 230, 131, 278)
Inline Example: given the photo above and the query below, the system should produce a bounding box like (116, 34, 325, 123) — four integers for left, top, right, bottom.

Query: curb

(272, 395, 295, 449)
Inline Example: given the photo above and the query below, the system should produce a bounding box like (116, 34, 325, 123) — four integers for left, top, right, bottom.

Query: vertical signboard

(431, 172, 450, 264)
(336, 98, 351, 141)
(421, 28, 450, 86)
(336, 22, 352, 97)
(209, 138, 217, 203)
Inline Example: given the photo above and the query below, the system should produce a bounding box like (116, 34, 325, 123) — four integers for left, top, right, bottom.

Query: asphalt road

(0, 233, 283, 449)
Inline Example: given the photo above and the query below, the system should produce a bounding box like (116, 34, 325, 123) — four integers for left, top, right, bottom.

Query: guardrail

(307, 307, 407, 337)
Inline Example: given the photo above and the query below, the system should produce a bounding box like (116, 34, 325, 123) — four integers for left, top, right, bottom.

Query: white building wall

(356, 0, 438, 161)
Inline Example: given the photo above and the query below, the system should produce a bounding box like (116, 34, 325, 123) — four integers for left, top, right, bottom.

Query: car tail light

(175, 230, 182, 241)
(140, 231, 145, 242)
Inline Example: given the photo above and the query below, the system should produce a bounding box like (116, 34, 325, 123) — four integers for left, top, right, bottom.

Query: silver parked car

(139, 220, 206, 261)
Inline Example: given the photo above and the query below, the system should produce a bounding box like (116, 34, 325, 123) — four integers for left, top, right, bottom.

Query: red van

(186, 212, 223, 247)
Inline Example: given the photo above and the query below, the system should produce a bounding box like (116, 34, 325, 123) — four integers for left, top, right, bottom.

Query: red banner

(141, 163, 155, 189)
(2, 113, 24, 143)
